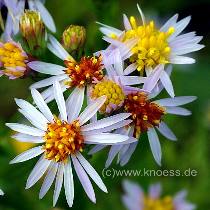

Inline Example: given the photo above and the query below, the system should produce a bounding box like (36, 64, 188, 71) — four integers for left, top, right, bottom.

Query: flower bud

(62, 25, 86, 53)
(20, 10, 46, 56)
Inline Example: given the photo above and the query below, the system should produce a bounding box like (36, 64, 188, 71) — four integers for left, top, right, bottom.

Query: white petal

(77, 153, 107, 193)
(34, 0, 56, 32)
(81, 113, 131, 132)
(84, 133, 131, 145)
(6, 123, 45, 136)
(160, 14, 179, 32)
(172, 44, 204, 55)
(30, 75, 68, 89)
(0, 189, 4, 196)
(48, 35, 72, 61)
(71, 155, 96, 203)
(26, 156, 51, 189)
(66, 87, 85, 123)
(112, 49, 124, 76)
(105, 145, 123, 168)
(10, 146, 44, 164)
(53, 163, 64, 207)
(170, 55, 195, 64)
(39, 162, 58, 199)
(53, 81, 67, 121)
(156, 122, 177, 141)
(166, 107, 191, 116)
(97, 21, 122, 36)
(31, 89, 54, 122)
(88, 145, 106, 155)
(143, 64, 164, 92)
(147, 128, 162, 166)
(155, 96, 197, 106)
(120, 76, 146, 85)
(28, 61, 65, 75)
(64, 159, 74, 207)
(160, 70, 175, 97)
(124, 63, 137, 75)
(137, 3, 146, 25)
(15, 98, 49, 129)
(123, 14, 132, 30)
(78, 96, 106, 125)
(12, 133, 44, 143)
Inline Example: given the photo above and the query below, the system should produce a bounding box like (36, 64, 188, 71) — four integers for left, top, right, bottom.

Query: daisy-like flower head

(98, 4, 204, 97)
(122, 180, 196, 210)
(28, 35, 105, 103)
(2, 0, 56, 40)
(89, 72, 197, 166)
(6, 81, 136, 207)
(0, 41, 29, 79)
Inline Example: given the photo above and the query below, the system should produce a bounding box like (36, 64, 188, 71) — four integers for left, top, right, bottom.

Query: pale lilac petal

(84, 133, 131, 145)
(172, 44, 204, 55)
(124, 63, 137, 75)
(147, 128, 162, 166)
(53, 81, 67, 121)
(26, 156, 51, 189)
(64, 159, 74, 207)
(12, 133, 44, 143)
(53, 163, 64, 207)
(170, 55, 195, 64)
(39, 162, 58, 199)
(81, 113, 131, 132)
(28, 61, 65, 75)
(71, 156, 96, 203)
(88, 145, 106, 155)
(166, 107, 191, 116)
(143, 64, 164, 93)
(137, 3, 146, 24)
(123, 14, 132, 30)
(149, 183, 162, 199)
(0, 189, 4, 196)
(120, 142, 138, 166)
(97, 21, 122, 36)
(77, 153, 107, 192)
(66, 87, 85, 123)
(120, 76, 146, 85)
(6, 123, 45, 136)
(122, 195, 142, 210)
(112, 49, 124, 76)
(10, 146, 44, 164)
(160, 14, 179, 32)
(156, 122, 177, 141)
(31, 89, 54, 122)
(78, 96, 106, 125)
(123, 179, 143, 199)
(34, 0, 56, 32)
(155, 96, 197, 107)
(105, 145, 123, 168)
(160, 70, 175, 97)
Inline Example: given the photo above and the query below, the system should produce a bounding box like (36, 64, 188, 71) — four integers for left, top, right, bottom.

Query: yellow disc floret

(43, 117, 84, 163)
(143, 195, 174, 210)
(112, 17, 174, 72)
(91, 80, 125, 113)
(0, 42, 28, 79)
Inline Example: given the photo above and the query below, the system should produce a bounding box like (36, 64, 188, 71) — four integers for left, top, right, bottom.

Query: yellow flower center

(43, 117, 84, 163)
(122, 17, 174, 72)
(0, 42, 28, 78)
(91, 80, 125, 113)
(143, 196, 174, 210)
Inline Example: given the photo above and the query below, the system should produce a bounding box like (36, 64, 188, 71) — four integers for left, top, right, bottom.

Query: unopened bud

(62, 25, 86, 53)
(20, 10, 46, 56)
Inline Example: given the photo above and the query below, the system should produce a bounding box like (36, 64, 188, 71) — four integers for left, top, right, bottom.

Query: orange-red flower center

(64, 56, 103, 87)
(124, 92, 166, 138)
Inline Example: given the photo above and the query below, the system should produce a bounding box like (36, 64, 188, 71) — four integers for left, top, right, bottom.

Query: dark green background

(0, 0, 210, 209)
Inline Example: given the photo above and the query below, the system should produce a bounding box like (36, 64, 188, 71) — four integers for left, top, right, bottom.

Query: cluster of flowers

(0, 0, 203, 209)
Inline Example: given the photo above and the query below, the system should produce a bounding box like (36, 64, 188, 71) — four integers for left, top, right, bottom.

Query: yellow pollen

(122, 18, 175, 72)
(91, 80, 125, 113)
(0, 42, 28, 78)
(43, 117, 84, 163)
(143, 196, 174, 210)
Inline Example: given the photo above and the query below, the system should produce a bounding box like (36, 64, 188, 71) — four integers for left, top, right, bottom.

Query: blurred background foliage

(0, 0, 210, 209)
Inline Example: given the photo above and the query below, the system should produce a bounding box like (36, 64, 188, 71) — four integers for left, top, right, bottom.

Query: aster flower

(122, 180, 196, 210)
(6, 81, 135, 207)
(0, 189, 4, 196)
(2, 0, 55, 40)
(0, 40, 29, 79)
(98, 4, 204, 97)
(89, 73, 197, 166)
